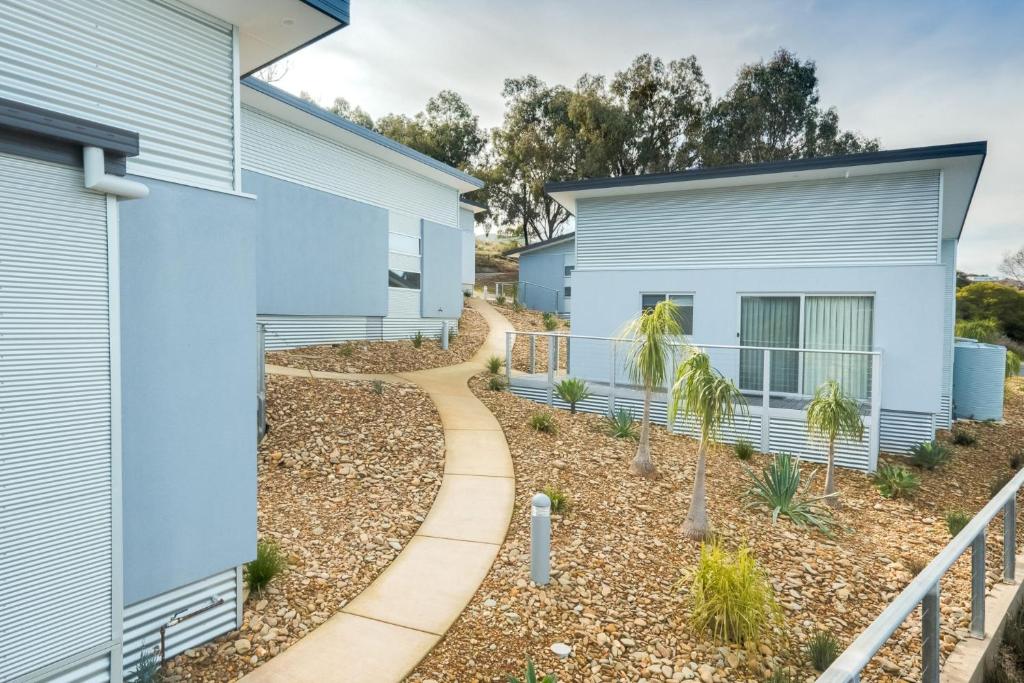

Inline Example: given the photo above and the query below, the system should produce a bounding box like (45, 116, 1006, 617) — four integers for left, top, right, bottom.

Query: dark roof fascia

(0, 97, 139, 157)
(459, 197, 487, 210)
(242, 78, 484, 188)
(240, 0, 350, 78)
(544, 141, 988, 194)
(504, 232, 575, 257)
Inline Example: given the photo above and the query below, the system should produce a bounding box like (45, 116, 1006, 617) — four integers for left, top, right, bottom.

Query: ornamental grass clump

(872, 463, 920, 499)
(946, 509, 971, 537)
(507, 658, 556, 683)
(488, 375, 506, 392)
(542, 485, 570, 514)
(744, 453, 835, 536)
(554, 377, 591, 414)
(542, 312, 559, 331)
(952, 427, 977, 446)
(411, 331, 424, 349)
(733, 439, 755, 461)
(604, 408, 639, 440)
(529, 412, 556, 434)
(909, 440, 952, 470)
(486, 355, 503, 374)
(246, 538, 287, 595)
(806, 630, 841, 672)
(682, 542, 780, 644)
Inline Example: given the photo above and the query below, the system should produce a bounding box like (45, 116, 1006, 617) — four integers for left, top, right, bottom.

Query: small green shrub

(486, 355, 503, 374)
(448, 327, 457, 345)
(956, 318, 1002, 343)
(246, 539, 287, 595)
(543, 316, 559, 331)
(370, 380, 385, 396)
(528, 412, 556, 434)
(463, 289, 471, 298)
(542, 311, 554, 324)
(496, 295, 506, 305)
(1008, 349, 1022, 379)
(952, 427, 977, 446)
(542, 485, 570, 514)
(513, 301, 525, 312)
(128, 644, 163, 683)
(990, 471, 1013, 498)
(683, 542, 780, 643)
(488, 375, 506, 392)
(1011, 451, 1022, 470)
(507, 658, 556, 683)
(734, 439, 755, 461)
(806, 630, 841, 672)
(554, 377, 591, 414)
(604, 408, 639, 440)
(906, 555, 928, 576)
(765, 671, 795, 683)
(946, 509, 971, 537)
(411, 331, 424, 349)
(338, 342, 354, 357)
(909, 441, 952, 470)
(744, 453, 835, 535)
(872, 463, 920, 499)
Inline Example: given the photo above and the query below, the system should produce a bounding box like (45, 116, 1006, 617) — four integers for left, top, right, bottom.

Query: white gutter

(83, 146, 148, 199)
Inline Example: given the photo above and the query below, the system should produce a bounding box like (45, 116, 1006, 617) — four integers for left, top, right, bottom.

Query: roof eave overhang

(547, 142, 986, 239)
(504, 233, 576, 258)
(241, 79, 485, 193)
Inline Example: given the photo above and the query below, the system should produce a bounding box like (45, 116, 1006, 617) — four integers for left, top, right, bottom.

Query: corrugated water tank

(953, 340, 1007, 421)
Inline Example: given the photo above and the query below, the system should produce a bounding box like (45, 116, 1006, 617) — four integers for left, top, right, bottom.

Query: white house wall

(242, 107, 459, 227)
(0, 0, 237, 191)
(459, 207, 475, 290)
(575, 170, 941, 270)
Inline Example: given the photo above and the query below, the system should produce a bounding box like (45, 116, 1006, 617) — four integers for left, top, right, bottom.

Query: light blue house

(460, 198, 487, 294)
(241, 79, 483, 349)
(531, 143, 987, 470)
(0, 2, 365, 680)
(505, 232, 576, 315)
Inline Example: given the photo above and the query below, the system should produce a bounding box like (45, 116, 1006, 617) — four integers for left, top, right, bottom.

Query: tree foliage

(1001, 246, 1024, 285)
(957, 282, 1024, 341)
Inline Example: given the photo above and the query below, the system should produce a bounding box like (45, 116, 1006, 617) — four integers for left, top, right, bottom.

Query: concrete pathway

(245, 299, 514, 683)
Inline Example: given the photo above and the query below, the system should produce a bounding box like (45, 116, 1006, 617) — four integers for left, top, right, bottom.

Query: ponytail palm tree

(670, 352, 747, 540)
(806, 379, 864, 506)
(622, 300, 682, 478)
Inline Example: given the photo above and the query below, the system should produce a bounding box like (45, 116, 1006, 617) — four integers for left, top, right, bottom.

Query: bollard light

(531, 492, 551, 586)
(441, 320, 450, 350)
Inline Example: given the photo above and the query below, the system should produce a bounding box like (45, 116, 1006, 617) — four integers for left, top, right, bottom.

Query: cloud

(276, 0, 1023, 273)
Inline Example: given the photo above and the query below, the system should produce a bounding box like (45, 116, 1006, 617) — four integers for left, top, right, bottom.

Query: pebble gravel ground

(493, 303, 570, 374)
(162, 375, 444, 682)
(408, 377, 1024, 683)
(266, 307, 487, 375)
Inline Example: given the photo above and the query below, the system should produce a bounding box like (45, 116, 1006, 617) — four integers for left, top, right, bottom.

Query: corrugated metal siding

(939, 239, 957, 429)
(879, 409, 936, 453)
(242, 108, 459, 226)
(575, 171, 941, 270)
(122, 567, 239, 676)
(0, 0, 236, 190)
(45, 652, 110, 683)
(259, 315, 379, 350)
(0, 155, 113, 680)
(953, 341, 1006, 421)
(768, 417, 871, 470)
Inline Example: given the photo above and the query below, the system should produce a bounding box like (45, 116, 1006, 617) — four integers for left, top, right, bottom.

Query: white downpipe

(83, 146, 148, 199)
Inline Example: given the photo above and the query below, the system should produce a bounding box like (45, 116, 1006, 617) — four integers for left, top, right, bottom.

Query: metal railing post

(529, 335, 536, 374)
(547, 336, 555, 406)
(868, 353, 883, 472)
(566, 337, 571, 375)
(922, 583, 941, 683)
(760, 349, 771, 452)
(1006, 497, 1017, 582)
(971, 529, 987, 637)
(505, 331, 512, 384)
(609, 341, 617, 413)
(552, 334, 559, 375)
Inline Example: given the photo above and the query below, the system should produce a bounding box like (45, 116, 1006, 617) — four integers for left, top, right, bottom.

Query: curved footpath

(244, 298, 515, 683)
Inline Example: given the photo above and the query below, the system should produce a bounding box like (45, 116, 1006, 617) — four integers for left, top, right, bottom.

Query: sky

(272, 0, 1024, 274)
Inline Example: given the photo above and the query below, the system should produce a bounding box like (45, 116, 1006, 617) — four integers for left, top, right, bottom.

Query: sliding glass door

(739, 295, 873, 399)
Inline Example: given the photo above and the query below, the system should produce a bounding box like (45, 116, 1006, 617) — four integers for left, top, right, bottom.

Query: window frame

(388, 269, 422, 290)
(639, 291, 694, 336)
(388, 231, 421, 257)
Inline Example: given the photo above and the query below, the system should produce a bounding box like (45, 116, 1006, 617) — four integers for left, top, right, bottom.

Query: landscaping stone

(266, 308, 487, 374)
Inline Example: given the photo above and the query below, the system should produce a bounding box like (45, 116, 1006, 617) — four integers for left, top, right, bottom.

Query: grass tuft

(246, 538, 287, 595)
(528, 412, 556, 434)
(488, 375, 506, 392)
(486, 355, 503, 374)
(872, 463, 920, 499)
(370, 380, 385, 396)
(682, 542, 780, 644)
(734, 439, 755, 461)
(905, 555, 928, 576)
(990, 471, 1013, 498)
(806, 630, 841, 672)
(945, 509, 971, 537)
(952, 426, 978, 446)
(909, 441, 952, 470)
(411, 331, 424, 349)
(127, 644, 163, 683)
(542, 485, 570, 514)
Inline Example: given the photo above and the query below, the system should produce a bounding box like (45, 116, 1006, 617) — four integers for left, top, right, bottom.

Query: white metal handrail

(818, 467, 1024, 683)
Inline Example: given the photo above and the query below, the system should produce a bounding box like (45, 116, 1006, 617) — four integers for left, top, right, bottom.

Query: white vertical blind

(802, 296, 874, 400)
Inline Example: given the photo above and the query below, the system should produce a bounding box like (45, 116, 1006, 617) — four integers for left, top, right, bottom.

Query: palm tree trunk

(631, 388, 657, 478)
(683, 437, 710, 540)
(824, 439, 839, 507)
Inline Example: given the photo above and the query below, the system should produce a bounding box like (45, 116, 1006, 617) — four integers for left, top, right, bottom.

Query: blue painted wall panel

(244, 170, 389, 316)
(119, 178, 257, 604)
(421, 220, 463, 318)
(519, 251, 564, 313)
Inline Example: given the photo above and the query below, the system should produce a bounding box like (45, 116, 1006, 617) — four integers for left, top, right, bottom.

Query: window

(564, 286, 572, 298)
(739, 295, 873, 398)
(564, 265, 574, 277)
(641, 293, 693, 335)
(388, 269, 421, 289)
(389, 232, 420, 256)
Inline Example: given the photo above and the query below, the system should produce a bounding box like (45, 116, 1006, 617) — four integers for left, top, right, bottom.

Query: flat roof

(242, 78, 484, 193)
(546, 141, 986, 240)
(460, 197, 487, 213)
(504, 232, 575, 258)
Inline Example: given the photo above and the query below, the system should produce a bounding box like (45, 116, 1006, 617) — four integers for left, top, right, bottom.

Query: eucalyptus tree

(669, 352, 747, 540)
(805, 379, 864, 505)
(622, 300, 683, 478)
